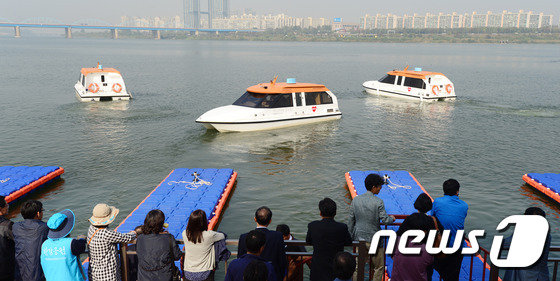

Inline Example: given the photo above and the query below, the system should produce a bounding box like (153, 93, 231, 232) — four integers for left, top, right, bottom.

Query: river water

(1, 37, 559, 269)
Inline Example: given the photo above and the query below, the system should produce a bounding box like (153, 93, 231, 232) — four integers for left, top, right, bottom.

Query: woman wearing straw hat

(87, 203, 137, 281)
(40, 209, 87, 281)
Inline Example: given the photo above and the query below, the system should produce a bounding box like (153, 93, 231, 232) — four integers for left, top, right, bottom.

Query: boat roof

(80, 67, 121, 76)
(387, 69, 445, 79)
(247, 82, 329, 94)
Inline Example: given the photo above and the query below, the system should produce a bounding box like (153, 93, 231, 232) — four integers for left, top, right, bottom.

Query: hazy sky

(2, 0, 559, 24)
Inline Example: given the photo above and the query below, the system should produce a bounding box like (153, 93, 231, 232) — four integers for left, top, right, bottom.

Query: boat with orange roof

(196, 77, 342, 132)
(75, 63, 131, 102)
(363, 67, 456, 101)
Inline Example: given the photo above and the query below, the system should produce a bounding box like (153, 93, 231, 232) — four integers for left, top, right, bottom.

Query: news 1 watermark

(369, 215, 549, 267)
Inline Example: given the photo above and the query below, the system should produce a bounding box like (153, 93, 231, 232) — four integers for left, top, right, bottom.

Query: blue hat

(47, 209, 75, 239)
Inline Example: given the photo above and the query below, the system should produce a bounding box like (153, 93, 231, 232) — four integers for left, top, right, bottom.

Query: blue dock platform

(523, 173, 560, 204)
(116, 168, 238, 238)
(0, 166, 64, 204)
(346, 170, 493, 281)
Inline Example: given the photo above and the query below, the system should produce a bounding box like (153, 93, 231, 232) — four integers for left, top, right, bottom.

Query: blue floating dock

(116, 168, 238, 239)
(523, 173, 560, 204)
(0, 166, 64, 204)
(346, 170, 493, 281)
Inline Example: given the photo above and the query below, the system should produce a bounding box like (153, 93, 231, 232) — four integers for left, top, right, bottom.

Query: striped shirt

(87, 225, 136, 281)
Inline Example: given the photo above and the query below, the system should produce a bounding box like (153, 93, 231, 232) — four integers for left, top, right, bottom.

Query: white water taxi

(363, 67, 456, 101)
(196, 78, 342, 132)
(75, 63, 131, 102)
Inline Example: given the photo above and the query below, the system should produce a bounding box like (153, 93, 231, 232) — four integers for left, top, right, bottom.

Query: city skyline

(1, 0, 559, 25)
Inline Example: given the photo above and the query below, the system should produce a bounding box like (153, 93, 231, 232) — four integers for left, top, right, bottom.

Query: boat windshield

(233, 92, 293, 108)
(379, 74, 396, 84)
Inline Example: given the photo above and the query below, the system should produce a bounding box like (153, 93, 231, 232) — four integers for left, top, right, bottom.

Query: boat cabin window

(379, 74, 396, 84)
(295, 93, 302, 106)
(80, 75, 85, 86)
(101, 75, 105, 83)
(233, 92, 293, 108)
(396, 76, 403, 86)
(403, 77, 426, 89)
(305, 92, 333, 105)
(269, 94, 293, 108)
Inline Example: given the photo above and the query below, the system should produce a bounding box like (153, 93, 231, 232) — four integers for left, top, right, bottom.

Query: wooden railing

(118, 239, 370, 281)
(116, 235, 559, 281)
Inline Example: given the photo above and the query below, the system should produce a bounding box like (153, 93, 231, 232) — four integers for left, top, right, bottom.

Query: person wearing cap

(87, 203, 137, 281)
(40, 209, 87, 281)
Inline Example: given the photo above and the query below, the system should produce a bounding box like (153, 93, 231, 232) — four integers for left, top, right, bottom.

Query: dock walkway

(0, 166, 64, 203)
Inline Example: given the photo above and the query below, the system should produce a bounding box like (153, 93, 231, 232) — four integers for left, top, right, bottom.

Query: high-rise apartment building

(184, 0, 229, 28)
(359, 10, 553, 30)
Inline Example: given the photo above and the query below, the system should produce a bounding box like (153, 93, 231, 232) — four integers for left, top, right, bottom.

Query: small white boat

(196, 78, 342, 132)
(363, 67, 456, 101)
(75, 63, 132, 102)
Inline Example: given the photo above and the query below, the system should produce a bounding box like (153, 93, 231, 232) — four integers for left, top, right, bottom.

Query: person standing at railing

(87, 203, 137, 281)
(0, 196, 15, 281)
(225, 230, 276, 281)
(348, 174, 395, 281)
(391, 213, 434, 281)
(397, 193, 442, 280)
(276, 224, 306, 281)
(243, 260, 270, 281)
(306, 197, 352, 281)
(502, 207, 551, 281)
(238, 206, 287, 281)
(136, 209, 182, 281)
(333, 251, 356, 281)
(182, 209, 229, 281)
(40, 209, 87, 281)
(13, 200, 48, 281)
(432, 179, 468, 281)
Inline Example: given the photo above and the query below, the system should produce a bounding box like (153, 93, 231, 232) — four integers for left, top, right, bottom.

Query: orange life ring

(445, 84, 453, 94)
(431, 85, 439, 95)
(88, 83, 99, 93)
(112, 83, 122, 93)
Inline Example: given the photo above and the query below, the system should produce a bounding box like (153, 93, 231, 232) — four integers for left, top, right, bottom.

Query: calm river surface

(1, 37, 559, 269)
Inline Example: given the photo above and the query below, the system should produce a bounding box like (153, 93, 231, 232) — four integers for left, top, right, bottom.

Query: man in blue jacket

(238, 206, 286, 281)
(226, 230, 276, 281)
(432, 179, 468, 281)
(13, 200, 49, 281)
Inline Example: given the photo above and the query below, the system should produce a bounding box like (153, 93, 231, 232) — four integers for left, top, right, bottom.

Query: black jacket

(13, 219, 49, 281)
(238, 228, 287, 281)
(306, 218, 353, 281)
(0, 215, 15, 281)
(136, 233, 182, 281)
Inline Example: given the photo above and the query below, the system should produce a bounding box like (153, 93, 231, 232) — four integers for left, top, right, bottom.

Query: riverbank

(68, 29, 560, 43)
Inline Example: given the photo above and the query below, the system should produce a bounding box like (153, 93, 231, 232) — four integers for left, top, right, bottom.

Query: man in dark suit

(226, 230, 276, 281)
(238, 206, 287, 281)
(306, 198, 353, 281)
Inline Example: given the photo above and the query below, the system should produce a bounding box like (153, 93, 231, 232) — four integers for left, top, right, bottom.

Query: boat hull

(198, 113, 342, 132)
(74, 83, 131, 102)
(363, 82, 456, 102)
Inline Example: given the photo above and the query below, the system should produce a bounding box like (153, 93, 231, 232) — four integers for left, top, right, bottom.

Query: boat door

(293, 92, 305, 117)
(394, 75, 407, 94)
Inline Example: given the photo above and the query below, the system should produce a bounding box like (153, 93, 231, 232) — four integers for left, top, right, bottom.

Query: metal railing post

(357, 240, 367, 281)
(489, 261, 499, 281)
(120, 243, 129, 281)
